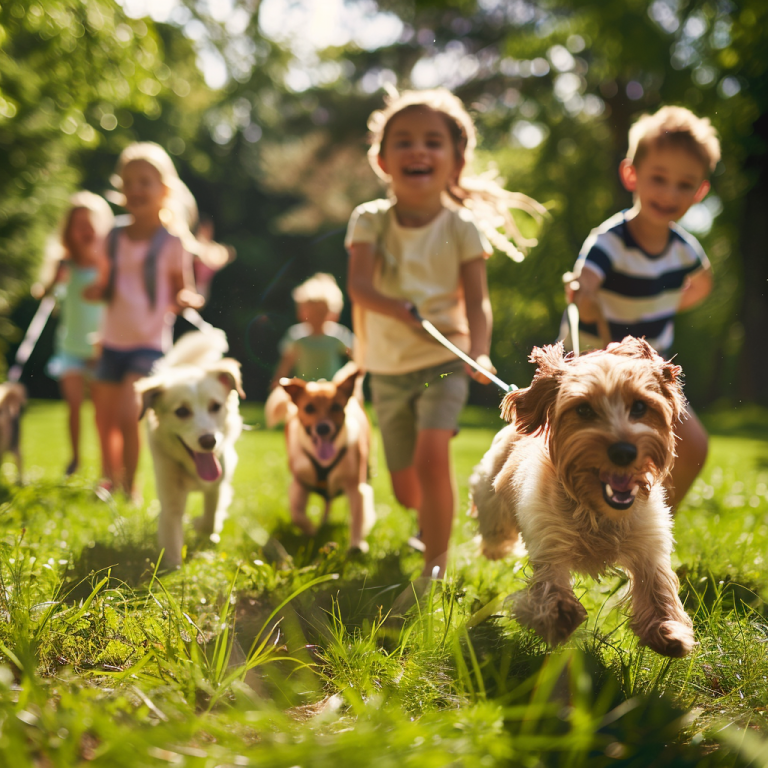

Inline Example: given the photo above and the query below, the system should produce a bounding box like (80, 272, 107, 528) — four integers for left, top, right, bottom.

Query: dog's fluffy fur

(265, 363, 375, 551)
(0, 382, 26, 480)
(470, 337, 694, 657)
(135, 330, 244, 569)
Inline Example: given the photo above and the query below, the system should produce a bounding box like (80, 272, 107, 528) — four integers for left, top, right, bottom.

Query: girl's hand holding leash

(466, 353, 496, 385)
(175, 288, 205, 311)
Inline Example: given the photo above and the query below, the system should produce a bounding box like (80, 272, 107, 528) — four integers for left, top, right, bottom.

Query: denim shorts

(95, 346, 164, 383)
(46, 352, 96, 381)
(369, 360, 469, 473)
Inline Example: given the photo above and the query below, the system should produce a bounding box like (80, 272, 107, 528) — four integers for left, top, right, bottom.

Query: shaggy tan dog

(470, 337, 694, 657)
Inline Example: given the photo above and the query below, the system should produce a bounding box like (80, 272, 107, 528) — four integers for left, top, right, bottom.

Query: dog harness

(300, 446, 348, 501)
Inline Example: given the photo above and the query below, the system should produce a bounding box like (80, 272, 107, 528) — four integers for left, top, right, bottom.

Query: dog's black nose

(198, 434, 216, 451)
(608, 441, 637, 466)
(315, 422, 331, 437)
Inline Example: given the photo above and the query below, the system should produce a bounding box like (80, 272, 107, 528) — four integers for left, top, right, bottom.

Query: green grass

(1, 399, 768, 766)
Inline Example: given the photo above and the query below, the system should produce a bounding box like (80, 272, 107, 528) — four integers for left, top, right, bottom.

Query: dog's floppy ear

(134, 377, 164, 420)
(333, 363, 360, 404)
(501, 343, 565, 433)
(211, 358, 245, 399)
(656, 357, 686, 423)
(279, 377, 307, 404)
(606, 336, 656, 360)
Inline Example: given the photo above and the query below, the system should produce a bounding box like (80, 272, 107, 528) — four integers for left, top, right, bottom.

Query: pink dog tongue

(193, 452, 222, 482)
(602, 473, 634, 492)
(316, 439, 336, 462)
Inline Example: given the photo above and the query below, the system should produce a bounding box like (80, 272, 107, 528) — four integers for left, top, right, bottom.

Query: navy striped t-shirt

(563, 211, 710, 355)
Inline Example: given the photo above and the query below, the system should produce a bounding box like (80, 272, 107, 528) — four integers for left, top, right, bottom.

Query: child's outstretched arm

(270, 348, 298, 390)
(347, 242, 422, 328)
(171, 245, 205, 310)
(679, 265, 713, 311)
(460, 257, 496, 384)
(566, 266, 604, 323)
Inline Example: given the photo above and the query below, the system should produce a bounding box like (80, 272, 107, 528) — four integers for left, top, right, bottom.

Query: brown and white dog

(0, 382, 26, 481)
(135, 331, 244, 569)
(470, 337, 694, 657)
(265, 363, 375, 552)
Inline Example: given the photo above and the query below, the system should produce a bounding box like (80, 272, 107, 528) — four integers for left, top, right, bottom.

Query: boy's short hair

(292, 273, 344, 315)
(627, 105, 721, 173)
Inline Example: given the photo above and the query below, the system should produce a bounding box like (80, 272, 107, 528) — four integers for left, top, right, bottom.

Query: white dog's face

(137, 364, 242, 482)
(502, 337, 684, 519)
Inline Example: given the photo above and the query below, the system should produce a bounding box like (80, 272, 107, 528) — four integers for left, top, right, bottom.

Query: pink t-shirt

(101, 232, 186, 352)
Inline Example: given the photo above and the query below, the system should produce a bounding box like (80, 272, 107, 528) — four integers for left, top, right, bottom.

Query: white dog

(135, 331, 244, 568)
(470, 337, 694, 658)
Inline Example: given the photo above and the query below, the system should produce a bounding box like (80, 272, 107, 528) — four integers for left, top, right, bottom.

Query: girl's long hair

(368, 88, 547, 261)
(112, 142, 231, 269)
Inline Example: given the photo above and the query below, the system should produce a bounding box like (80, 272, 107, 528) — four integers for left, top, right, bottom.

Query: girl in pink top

(86, 142, 221, 500)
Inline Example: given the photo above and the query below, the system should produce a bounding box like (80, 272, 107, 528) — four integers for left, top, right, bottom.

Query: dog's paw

(480, 537, 516, 561)
(514, 589, 587, 646)
(639, 619, 695, 658)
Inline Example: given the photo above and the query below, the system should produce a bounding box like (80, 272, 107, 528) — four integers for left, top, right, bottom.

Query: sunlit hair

(292, 273, 344, 315)
(112, 141, 230, 268)
(627, 105, 721, 173)
(367, 87, 547, 261)
(61, 190, 114, 255)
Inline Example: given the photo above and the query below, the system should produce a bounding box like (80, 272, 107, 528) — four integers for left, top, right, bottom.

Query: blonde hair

(368, 88, 547, 262)
(627, 105, 721, 173)
(292, 273, 344, 315)
(112, 142, 230, 268)
(62, 190, 114, 254)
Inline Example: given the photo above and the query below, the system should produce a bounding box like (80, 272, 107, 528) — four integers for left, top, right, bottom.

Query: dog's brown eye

(209, 401, 222, 413)
(576, 403, 595, 419)
(304, 403, 316, 414)
(630, 400, 647, 418)
(174, 406, 192, 419)
(330, 403, 343, 413)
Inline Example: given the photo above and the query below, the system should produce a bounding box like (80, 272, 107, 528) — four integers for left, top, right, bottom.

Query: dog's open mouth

(312, 435, 337, 462)
(600, 472, 639, 511)
(178, 437, 222, 482)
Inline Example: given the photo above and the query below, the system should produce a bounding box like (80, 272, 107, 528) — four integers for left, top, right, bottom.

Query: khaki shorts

(369, 360, 469, 473)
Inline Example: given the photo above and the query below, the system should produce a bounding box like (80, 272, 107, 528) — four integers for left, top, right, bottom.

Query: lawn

(1, 398, 768, 766)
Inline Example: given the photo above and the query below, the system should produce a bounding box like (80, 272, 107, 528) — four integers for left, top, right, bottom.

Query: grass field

(2, 398, 768, 766)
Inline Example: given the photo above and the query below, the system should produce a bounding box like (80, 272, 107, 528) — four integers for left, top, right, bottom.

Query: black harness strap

(300, 446, 348, 501)
(104, 225, 169, 309)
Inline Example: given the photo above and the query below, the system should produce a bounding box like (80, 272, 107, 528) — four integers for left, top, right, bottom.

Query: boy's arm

(347, 242, 421, 328)
(270, 349, 298, 389)
(567, 266, 604, 323)
(678, 265, 713, 311)
(460, 256, 495, 384)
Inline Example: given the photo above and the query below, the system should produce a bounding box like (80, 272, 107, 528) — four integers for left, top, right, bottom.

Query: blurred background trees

(2, 0, 766, 407)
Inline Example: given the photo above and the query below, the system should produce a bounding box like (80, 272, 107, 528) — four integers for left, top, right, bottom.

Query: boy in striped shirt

(566, 105, 720, 508)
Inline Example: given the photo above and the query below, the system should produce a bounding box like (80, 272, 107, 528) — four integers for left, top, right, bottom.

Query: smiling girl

(346, 88, 545, 578)
(86, 142, 208, 500)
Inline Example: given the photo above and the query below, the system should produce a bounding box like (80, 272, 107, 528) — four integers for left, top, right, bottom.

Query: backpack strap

(103, 225, 169, 308)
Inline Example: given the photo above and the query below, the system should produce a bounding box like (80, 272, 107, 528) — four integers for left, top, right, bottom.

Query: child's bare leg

(669, 406, 708, 509)
(413, 428, 455, 578)
(119, 374, 143, 498)
(92, 381, 122, 487)
(60, 372, 85, 474)
(390, 467, 421, 510)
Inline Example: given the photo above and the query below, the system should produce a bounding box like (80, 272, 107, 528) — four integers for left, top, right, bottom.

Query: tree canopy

(3, 0, 767, 405)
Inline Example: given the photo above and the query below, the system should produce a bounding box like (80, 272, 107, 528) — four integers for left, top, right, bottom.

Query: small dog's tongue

(601, 473, 634, 492)
(315, 439, 336, 462)
(193, 452, 222, 482)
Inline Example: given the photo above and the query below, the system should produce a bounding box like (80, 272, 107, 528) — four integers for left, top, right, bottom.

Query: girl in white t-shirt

(346, 88, 545, 578)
